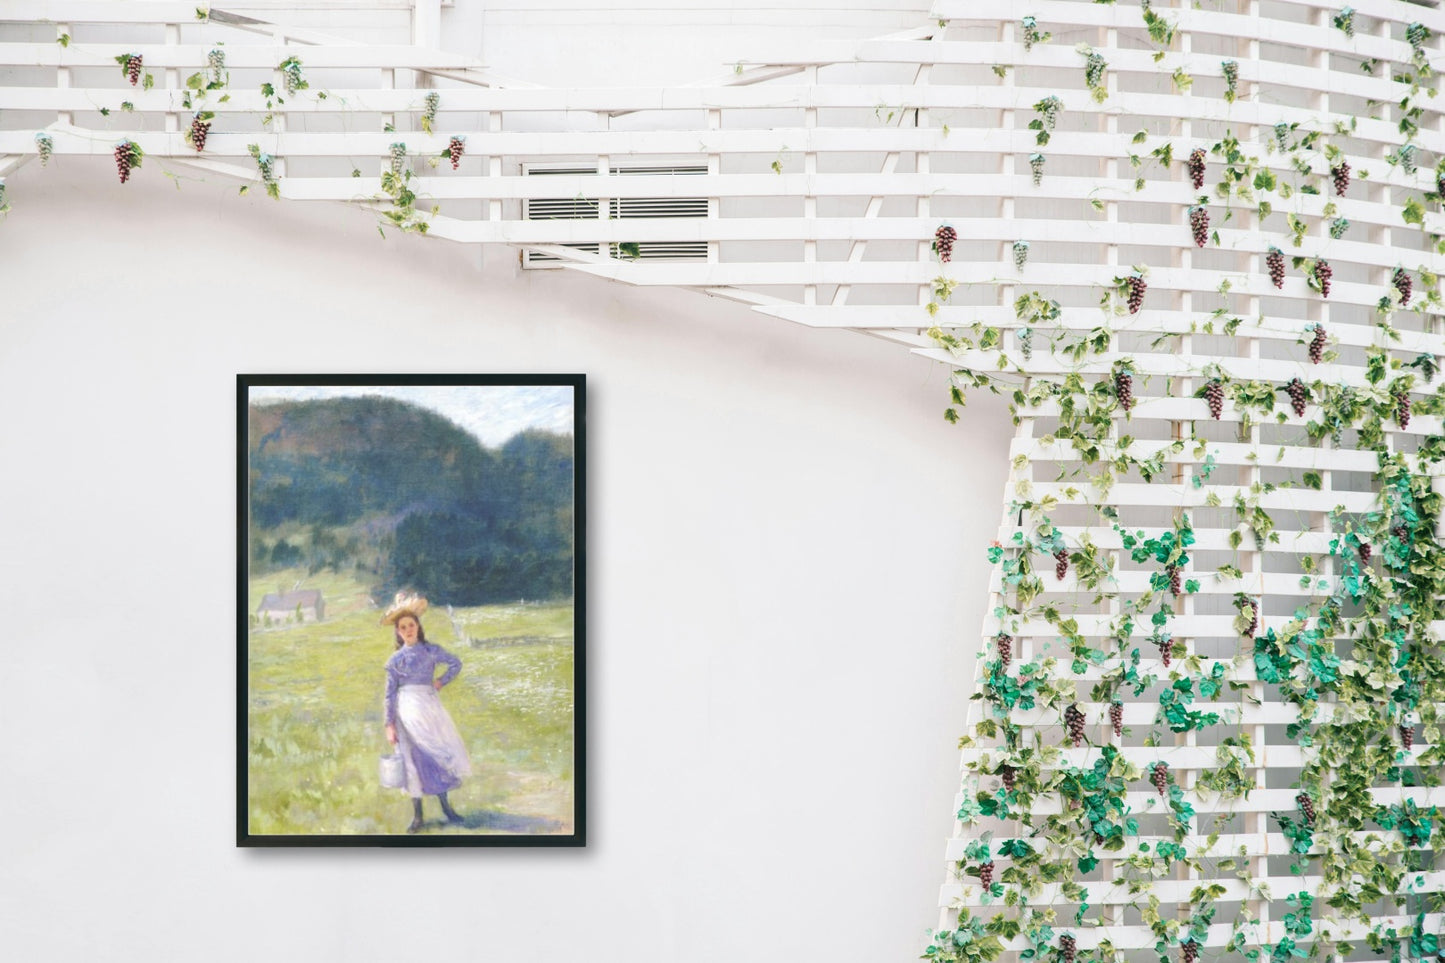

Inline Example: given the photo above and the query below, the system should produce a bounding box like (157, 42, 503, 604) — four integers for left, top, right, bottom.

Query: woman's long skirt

(395, 684, 472, 797)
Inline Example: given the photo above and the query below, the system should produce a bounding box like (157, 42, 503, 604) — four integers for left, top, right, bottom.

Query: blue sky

(248, 383, 574, 448)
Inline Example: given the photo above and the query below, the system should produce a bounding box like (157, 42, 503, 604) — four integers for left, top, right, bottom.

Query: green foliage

(249, 398, 575, 605)
(924, 912, 1005, 962)
(1142, 8, 1175, 49)
(378, 167, 433, 235)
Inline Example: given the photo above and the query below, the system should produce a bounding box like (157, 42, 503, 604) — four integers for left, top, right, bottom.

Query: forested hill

(248, 396, 574, 604)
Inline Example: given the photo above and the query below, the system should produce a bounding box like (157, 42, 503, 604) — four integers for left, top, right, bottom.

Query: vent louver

(524, 165, 708, 266)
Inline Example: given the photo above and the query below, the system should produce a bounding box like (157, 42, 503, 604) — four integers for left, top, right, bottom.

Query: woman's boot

(438, 792, 464, 824)
(407, 797, 424, 833)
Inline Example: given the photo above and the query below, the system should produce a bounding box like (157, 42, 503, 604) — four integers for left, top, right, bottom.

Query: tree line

(249, 397, 574, 604)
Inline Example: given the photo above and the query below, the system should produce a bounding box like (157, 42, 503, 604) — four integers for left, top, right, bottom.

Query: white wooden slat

(993, 568, 1396, 599)
(982, 694, 1433, 722)
(847, 37, 1431, 82)
(0, 70, 1431, 118)
(958, 783, 1445, 815)
(956, 744, 1429, 771)
(2, 1, 218, 23)
(945, 873, 1445, 908)
(934, 0, 1441, 59)
(405, 255, 1445, 311)
(923, 915, 1445, 948)
(971, 393, 1443, 429)
(1000, 521, 1365, 553)
(944, 831, 1436, 862)
(926, 348, 1442, 397)
(1020, 481, 1379, 514)
(986, 616, 1445, 643)
(0, 42, 487, 69)
(976, 664, 1272, 685)
(764, 306, 1445, 352)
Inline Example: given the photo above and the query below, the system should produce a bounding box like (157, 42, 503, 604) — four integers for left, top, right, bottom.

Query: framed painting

(237, 374, 585, 847)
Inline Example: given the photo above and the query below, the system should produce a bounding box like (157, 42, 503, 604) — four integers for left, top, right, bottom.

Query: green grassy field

(247, 568, 575, 836)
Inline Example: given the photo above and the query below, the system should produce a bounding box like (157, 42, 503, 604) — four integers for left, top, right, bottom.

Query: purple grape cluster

(1059, 935, 1077, 963)
(999, 764, 1017, 792)
(126, 54, 143, 86)
(1309, 325, 1327, 364)
(1109, 701, 1123, 738)
(1297, 792, 1316, 826)
(1331, 160, 1351, 196)
(1126, 275, 1146, 313)
(1189, 206, 1209, 247)
(1314, 259, 1333, 298)
(1054, 549, 1070, 580)
(1064, 704, 1086, 747)
(1359, 542, 1372, 565)
(1205, 380, 1224, 420)
(1285, 377, 1308, 417)
(934, 224, 957, 263)
(979, 860, 995, 889)
(1396, 388, 1411, 429)
(1402, 724, 1415, 750)
(1187, 148, 1206, 189)
(1168, 564, 1182, 596)
(1151, 762, 1169, 795)
(1182, 941, 1199, 963)
(1157, 638, 1173, 667)
(1394, 268, 1413, 307)
(1267, 247, 1286, 289)
(1393, 524, 1409, 543)
(996, 633, 1013, 668)
(114, 141, 136, 183)
(189, 115, 210, 153)
(448, 136, 465, 170)
(1243, 599, 1259, 637)
(1114, 369, 1134, 411)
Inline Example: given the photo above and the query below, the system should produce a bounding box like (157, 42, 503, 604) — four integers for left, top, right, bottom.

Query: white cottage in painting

(256, 589, 324, 624)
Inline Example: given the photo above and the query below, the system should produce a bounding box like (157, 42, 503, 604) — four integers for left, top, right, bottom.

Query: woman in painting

(382, 593, 473, 833)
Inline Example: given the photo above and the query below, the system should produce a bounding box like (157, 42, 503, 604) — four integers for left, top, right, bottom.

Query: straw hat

(381, 591, 429, 625)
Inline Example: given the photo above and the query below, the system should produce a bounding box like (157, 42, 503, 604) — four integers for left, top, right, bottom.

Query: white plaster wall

(0, 158, 1009, 962)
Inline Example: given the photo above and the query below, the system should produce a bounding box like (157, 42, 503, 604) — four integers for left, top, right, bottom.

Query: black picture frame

(237, 374, 586, 847)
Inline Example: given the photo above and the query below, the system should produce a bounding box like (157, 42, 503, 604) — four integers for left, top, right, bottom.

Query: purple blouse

(384, 642, 462, 725)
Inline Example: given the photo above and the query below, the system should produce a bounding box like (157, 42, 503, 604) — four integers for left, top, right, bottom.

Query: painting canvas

(237, 374, 585, 846)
